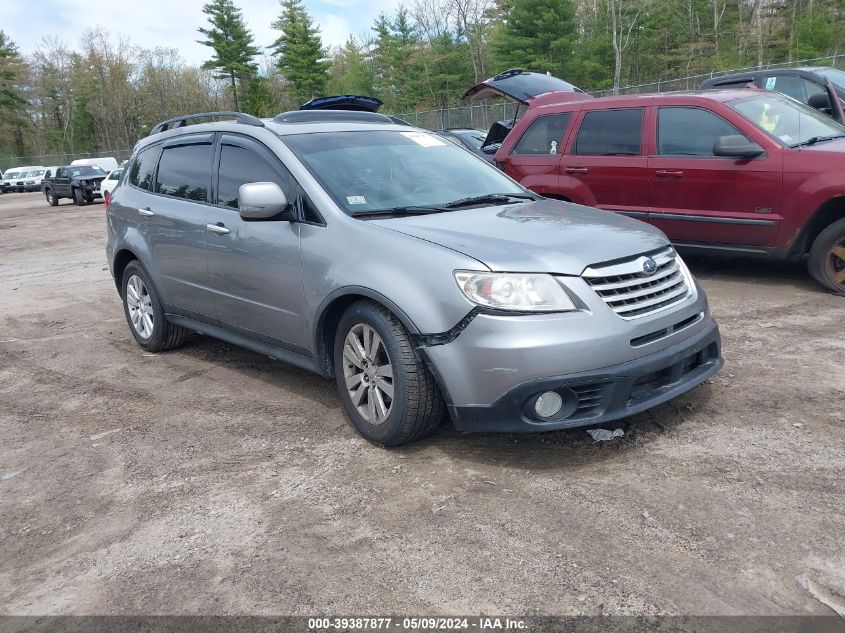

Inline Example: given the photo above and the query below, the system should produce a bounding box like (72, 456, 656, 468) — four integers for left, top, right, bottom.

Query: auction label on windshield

(401, 131, 447, 147)
(308, 617, 526, 630)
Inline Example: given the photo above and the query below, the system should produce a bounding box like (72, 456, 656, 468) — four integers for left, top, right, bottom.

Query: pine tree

(0, 31, 25, 110)
(197, 0, 260, 111)
(271, 0, 329, 106)
(492, 0, 578, 80)
(327, 37, 376, 97)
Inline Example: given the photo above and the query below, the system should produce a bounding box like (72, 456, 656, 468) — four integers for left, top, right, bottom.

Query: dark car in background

(700, 67, 845, 123)
(42, 165, 108, 206)
(436, 129, 494, 162)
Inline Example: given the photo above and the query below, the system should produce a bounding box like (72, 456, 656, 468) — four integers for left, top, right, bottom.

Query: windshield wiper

(441, 193, 536, 209)
(791, 134, 845, 148)
(352, 205, 450, 217)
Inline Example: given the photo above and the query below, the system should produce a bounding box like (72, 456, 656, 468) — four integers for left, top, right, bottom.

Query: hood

(463, 69, 585, 104)
(299, 95, 383, 112)
(371, 199, 668, 275)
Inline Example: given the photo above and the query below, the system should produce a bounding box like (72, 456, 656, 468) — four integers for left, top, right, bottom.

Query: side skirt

(165, 313, 321, 375)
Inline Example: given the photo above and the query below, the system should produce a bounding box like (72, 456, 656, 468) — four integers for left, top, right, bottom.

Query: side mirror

(713, 135, 764, 159)
(808, 92, 832, 113)
(238, 181, 293, 221)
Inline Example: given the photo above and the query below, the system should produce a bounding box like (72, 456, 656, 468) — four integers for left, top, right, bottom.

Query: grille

(583, 248, 690, 319)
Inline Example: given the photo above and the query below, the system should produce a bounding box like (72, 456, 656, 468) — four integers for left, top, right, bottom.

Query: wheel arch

(313, 287, 421, 377)
(789, 195, 845, 256)
(112, 248, 141, 294)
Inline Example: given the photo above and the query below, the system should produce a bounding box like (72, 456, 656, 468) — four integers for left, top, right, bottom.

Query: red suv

(495, 89, 845, 293)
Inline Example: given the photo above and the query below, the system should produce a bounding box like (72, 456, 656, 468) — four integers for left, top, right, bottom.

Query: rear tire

(808, 218, 845, 294)
(333, 301, 445, 446)
(45, 188, 58, 206)
(72, 187, 84, 206)
(121, 261, 188, 352)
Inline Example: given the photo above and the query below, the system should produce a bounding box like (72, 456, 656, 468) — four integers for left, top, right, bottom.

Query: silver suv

(106, 110, 723, 446)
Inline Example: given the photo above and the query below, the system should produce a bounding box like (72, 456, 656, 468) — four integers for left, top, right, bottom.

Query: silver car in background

(106, 110, 722, 446)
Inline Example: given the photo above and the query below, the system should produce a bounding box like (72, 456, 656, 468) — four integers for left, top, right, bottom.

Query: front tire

(72, 187, 85, 206)
(121, 261, 188, 352)
(333, 301, 445, 446)
(45, 188, 58, 206)
(808, 218, 845, 294)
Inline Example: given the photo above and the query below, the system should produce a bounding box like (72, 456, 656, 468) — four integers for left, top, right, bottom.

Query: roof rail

(149, 111, 265, 135)
(272, 110, 393, 124)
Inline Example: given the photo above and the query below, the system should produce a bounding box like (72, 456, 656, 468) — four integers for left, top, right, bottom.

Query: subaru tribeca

(106, 110, 723, 446)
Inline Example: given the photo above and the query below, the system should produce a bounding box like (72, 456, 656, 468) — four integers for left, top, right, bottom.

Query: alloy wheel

(342, 323, 394, 425)
(126, 275, 154, 339)
(827, 239, 845, 291)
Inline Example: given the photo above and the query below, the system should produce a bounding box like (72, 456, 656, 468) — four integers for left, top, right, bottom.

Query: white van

(2, 165, 45, 192)
(71, 157, 119, 173)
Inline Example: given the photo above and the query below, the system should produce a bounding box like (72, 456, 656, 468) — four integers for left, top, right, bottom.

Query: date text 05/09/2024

(307, 617, 527, 630)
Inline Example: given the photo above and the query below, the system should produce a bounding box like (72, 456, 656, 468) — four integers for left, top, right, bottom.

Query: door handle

(138, 207, 155, 217)
(206, 223, 230, 235)
(656, 170, 684, 178)
(565, 167, 589, 174)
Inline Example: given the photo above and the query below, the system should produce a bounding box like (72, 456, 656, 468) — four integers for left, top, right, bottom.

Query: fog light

(534, 391, 563, 418)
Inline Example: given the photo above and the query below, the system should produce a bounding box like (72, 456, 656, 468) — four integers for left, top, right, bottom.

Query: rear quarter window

(512, 113, 572, 155)
(128, 146, 161, 191)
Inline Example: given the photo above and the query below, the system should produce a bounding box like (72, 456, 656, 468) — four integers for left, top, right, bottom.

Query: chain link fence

(400, 54, 845, 131)
(0, 149, 132, 174)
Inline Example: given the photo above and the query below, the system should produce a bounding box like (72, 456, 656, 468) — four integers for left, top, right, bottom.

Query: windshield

(70, 166, 106, 177)
(26, 170, 45, 177)
(729, 92, 845, 147)
(816, 68, 845, 90)
(282, 130, 526, 215)
(4, 171, 20, 179)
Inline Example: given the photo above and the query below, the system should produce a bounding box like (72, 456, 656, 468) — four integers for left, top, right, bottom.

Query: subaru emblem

(642, 258, 658, 275)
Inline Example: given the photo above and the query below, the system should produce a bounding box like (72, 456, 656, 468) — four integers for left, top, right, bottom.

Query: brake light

(104, 191, 110, 210)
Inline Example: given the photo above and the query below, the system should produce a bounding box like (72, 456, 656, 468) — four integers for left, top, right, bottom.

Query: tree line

(0, 0, 841, 162)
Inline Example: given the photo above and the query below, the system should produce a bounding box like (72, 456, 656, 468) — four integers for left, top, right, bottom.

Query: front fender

(300, 218, 484, 351)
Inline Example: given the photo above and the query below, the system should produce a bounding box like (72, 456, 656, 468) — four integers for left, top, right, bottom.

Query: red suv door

(647, 102, 783, 246)
(503, 111, 574, 196)
(559, 105, 650, 220)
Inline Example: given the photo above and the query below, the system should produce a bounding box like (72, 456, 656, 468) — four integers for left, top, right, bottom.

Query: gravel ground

(0, 191, 843, 617)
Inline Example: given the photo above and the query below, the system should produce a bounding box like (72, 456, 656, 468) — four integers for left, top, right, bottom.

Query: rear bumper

(448, 318, 722, 433)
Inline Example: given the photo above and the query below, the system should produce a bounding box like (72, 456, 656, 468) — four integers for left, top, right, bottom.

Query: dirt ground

(0, 191, 843, 618)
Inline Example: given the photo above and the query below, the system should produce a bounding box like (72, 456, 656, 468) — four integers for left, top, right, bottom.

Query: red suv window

(512, 113, 573, 155)
(574, 109, 644, 156)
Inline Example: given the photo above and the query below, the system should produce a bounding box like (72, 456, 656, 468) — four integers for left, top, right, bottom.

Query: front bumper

(445, 319, 722, 433)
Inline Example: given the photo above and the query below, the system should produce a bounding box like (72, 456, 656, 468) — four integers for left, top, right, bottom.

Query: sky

(2, 0, 405, 64)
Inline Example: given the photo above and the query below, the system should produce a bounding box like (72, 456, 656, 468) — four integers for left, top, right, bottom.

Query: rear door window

(154, 143, 213, 202)
(658, 107, 747, 156)
(513, 113, 572, 155)
(574, 109, 644, 156)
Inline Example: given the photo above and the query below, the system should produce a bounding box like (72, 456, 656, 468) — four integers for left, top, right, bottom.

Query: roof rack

(272, 110, 393, 124)
(149, 111, 265, 135)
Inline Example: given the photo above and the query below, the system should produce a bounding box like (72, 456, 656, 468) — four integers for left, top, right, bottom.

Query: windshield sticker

(401, 131, 447, 147)
(347, 195, 367, 205)
(765, 77, 777, 89)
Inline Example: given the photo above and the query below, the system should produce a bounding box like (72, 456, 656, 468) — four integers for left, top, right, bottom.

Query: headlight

(454, 271, 577, 312)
